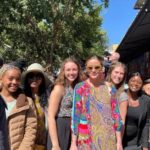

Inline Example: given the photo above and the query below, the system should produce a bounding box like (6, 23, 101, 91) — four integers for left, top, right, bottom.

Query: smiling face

(1, 68, 21, 93)
(27, 72, 43, 90)
(110, 66, 125, 85)
(64, 61, 79, 84)
(86, 58, 103, 80)
(143, 83, 150, 96)
(128, 76, 143, 92)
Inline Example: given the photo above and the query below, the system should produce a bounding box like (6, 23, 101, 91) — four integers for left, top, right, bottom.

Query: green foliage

(0, 0, 108, 70)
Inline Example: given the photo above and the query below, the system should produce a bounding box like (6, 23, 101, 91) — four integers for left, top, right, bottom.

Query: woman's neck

(31, 88, 39, 99)
(0, 89, 15, 102)
(107, 82, 118, 89)
(88, 78, 102, 87)
(66, 80, 73, 88)
(128, 90, 138, 101)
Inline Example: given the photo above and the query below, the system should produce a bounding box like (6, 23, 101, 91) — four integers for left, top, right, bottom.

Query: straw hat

(22, 63, 51, 87)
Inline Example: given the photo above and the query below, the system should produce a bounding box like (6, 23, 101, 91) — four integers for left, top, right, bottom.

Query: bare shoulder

(51, 84, 65, 97)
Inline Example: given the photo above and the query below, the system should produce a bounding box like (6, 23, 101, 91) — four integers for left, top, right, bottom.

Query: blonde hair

(0, 64, 21, 91)
(106, 62, 127, 96)
(55, 58, 85, 88)
(0, 64, 21, 79)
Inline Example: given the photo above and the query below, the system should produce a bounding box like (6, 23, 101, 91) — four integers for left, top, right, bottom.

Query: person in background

(142, 78, 150, 149)
(22, 63, 51, 150)
(103, 52, 120, 77)
(143, 78, 150, 96)
(48, 58, 85, 150)
(105, 62, 128, 131)
(70, 56, 123, 150)
(9, 58, 27, 73)
(123, 72, 149, 150)
(109, 52, 120, 62)
(0, 64, 37, 150)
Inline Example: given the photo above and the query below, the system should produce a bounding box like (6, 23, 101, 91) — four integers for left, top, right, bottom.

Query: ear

(0, 80, 2, 91)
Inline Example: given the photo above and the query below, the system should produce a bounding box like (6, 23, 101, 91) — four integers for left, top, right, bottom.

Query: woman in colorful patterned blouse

(48, 58, 85, 150)
(70, 56, 124, 150)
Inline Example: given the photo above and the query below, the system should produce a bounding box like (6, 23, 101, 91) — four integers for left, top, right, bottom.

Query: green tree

(0, 0, 108, 70)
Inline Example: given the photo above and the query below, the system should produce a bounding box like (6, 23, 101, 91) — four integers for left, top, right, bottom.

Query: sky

(101, 0, 139, 46)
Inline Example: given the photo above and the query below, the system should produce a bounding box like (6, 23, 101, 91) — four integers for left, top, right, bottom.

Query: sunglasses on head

(86, 65, 102, 71)
(27, 73, 43, 80)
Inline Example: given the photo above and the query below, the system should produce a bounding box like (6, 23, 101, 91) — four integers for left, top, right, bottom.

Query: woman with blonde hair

(0, 64, 37, 150)
(105, 62, 128, 127)
(48, 58, 85, 150)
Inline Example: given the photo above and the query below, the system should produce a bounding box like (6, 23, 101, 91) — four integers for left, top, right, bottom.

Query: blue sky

(100, 0, 139, 46)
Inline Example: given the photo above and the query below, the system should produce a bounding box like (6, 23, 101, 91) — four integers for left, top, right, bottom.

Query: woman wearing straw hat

(22, 63, 51, 150)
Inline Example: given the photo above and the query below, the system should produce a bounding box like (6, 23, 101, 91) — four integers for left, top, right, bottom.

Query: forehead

(86, 58, 101, 66)
(130, 76, 142, 81)
(112, 66, 125, 72)
(2, 68, 21, 77)
(143, 83, 150, 88)
(64, 61, 78, 68)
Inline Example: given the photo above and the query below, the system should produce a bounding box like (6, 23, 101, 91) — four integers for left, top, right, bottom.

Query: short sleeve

(118, 92, 128, 103)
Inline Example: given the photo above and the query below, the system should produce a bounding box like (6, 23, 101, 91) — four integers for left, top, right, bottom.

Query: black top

(0, 96, 9, 150)
(123, 95, 149, 148)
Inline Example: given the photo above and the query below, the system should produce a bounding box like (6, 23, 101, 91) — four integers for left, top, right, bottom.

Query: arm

(119, 100, 128, 137)
(119, 101, 128, 124)
(116, 131, 123, 150)
(70, 134, 78, 150)
(19, 98, 37, 150)
(118, 92, 128, 137)
(118, 92, 128, 124)
(48, 85, 64, 150)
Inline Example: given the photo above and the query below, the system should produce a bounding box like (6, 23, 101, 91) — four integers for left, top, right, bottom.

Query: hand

(116, 142, 123, 150)
(70, 143, 78, 150)
(52, 145, 61, 150)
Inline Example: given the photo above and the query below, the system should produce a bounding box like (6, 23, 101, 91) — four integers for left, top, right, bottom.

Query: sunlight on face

(86, 59, 103, 80)
(110, 66, 125, 85)
(64, 62, 78, 83)
(1, 69, 21, 93)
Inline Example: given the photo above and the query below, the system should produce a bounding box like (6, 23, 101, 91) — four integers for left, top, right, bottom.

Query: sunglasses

(86, 65, 102, 71)
(28, 73, 43, 80)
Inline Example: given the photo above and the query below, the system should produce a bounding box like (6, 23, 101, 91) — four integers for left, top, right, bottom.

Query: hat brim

(22, 70, 52, 88)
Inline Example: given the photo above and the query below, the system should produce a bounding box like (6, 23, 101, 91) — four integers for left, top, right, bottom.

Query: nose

(12, 79, 18, 84)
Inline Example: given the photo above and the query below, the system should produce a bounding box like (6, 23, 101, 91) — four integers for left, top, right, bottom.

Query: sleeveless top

(57, 86, 73, 117)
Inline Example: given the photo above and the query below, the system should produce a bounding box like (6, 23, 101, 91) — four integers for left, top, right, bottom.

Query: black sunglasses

(27, 73, 43, 80)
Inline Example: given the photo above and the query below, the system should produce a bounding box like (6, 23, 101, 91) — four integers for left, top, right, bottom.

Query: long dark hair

(23, 72, 48, 107)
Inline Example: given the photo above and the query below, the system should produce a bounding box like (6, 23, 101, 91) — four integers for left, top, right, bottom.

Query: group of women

(0, 55, 150, 150)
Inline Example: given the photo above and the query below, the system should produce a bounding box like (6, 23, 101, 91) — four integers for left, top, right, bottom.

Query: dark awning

(116, 0, 150, 63)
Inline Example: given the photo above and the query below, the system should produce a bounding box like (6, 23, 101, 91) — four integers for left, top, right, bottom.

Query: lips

(9, 85, 18, 91)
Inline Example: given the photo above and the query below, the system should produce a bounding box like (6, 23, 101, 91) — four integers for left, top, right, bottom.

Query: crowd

(0, 54, 150, 150)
